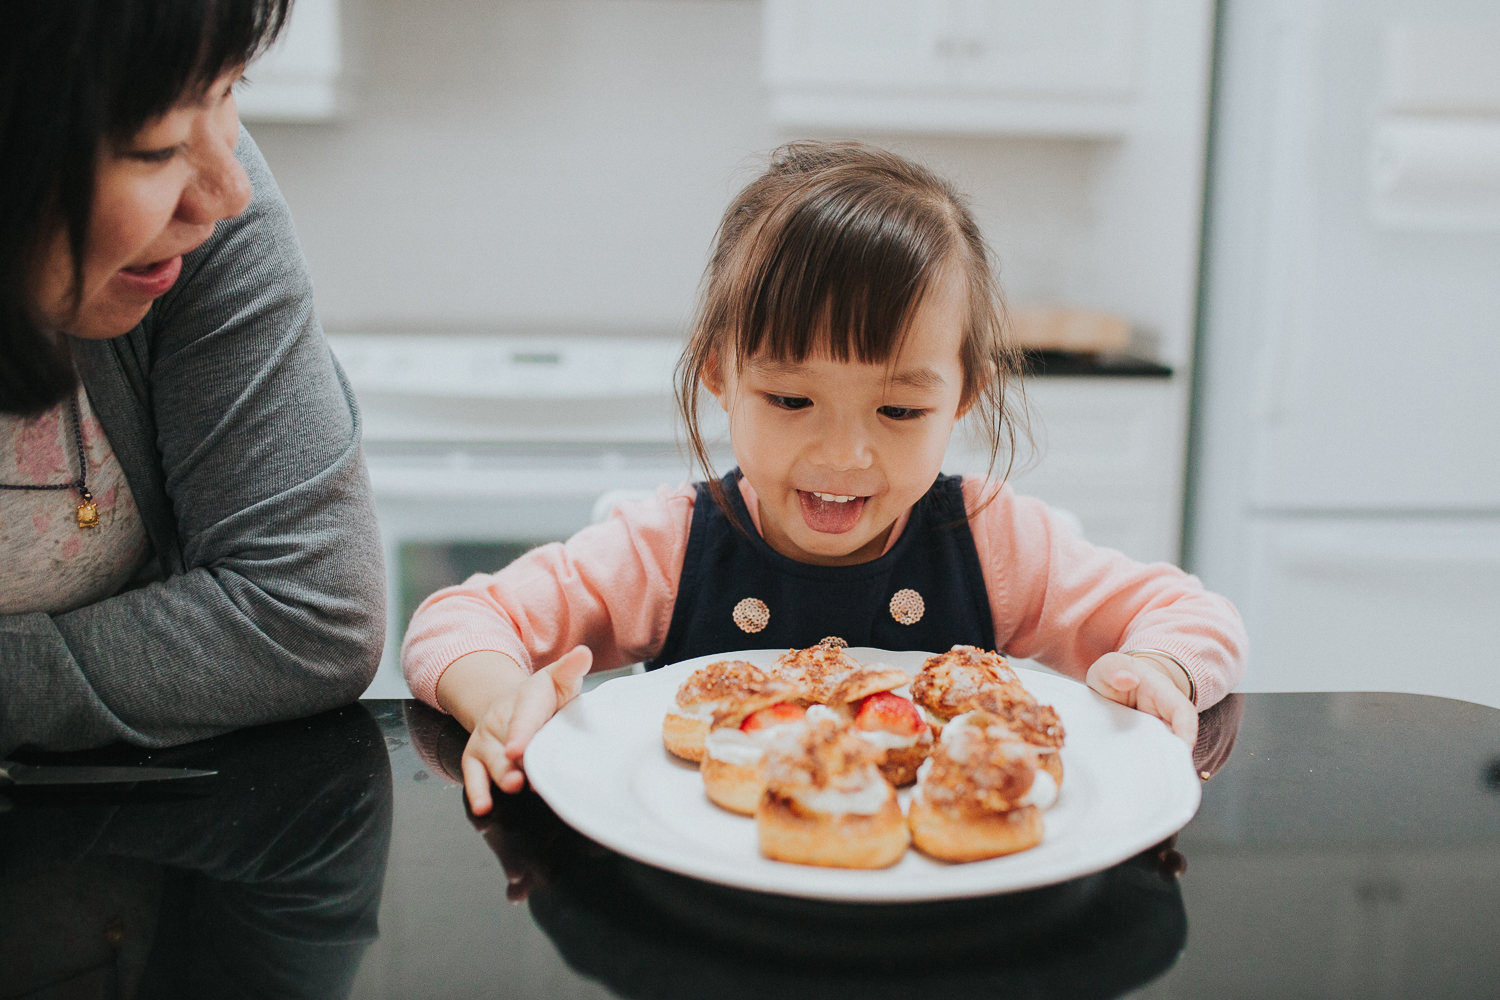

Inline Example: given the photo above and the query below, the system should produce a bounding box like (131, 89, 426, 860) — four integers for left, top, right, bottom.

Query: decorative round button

(889, 588, 925, 626)
(819, 636, 848, 649)
(732, 597, 770, 633)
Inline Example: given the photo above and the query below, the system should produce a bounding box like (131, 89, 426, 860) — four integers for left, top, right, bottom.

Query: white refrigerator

(1190, 0, 1500, 708)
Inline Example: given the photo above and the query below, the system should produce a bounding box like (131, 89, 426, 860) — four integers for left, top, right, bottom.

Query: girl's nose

(815, 417, 875, 472)
(176, 114, 253, 228)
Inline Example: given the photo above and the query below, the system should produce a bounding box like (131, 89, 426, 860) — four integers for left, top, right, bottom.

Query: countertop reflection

(3, 691, 1497, 999)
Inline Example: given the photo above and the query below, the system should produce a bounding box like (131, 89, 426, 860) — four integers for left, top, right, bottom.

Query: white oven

(329, 333, 725, 697)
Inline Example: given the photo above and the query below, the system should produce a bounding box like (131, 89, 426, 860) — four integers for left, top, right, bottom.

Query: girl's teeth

(813, 492, 857, 503)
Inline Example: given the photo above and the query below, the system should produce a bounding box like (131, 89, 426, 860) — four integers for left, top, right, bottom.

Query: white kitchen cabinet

(1238, 517, 1500, 709)
(236, 0, 343, 122)
(945, 376, 1186, 564)
(763, 0, 1145, 136)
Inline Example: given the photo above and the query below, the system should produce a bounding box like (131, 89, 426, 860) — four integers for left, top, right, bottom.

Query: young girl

(403, 141, 1247, 815)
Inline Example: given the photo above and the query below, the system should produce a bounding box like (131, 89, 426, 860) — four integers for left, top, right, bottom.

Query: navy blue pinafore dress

(646, 470, 995, 670)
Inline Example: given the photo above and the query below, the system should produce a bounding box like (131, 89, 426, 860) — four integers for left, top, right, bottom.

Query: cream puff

(971, 687, 1066, 786)
(907, 711, 1056, 862)
(770, 640, 864, 705)
(909, 645, 1031, 736)
(699, 678, 804, 815)
(756, 718, 908, 869)
(819, 666, 933, 786)
(662, 660, 769, 763)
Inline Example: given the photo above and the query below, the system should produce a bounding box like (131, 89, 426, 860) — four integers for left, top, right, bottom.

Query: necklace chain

(0, 393, 94, 506)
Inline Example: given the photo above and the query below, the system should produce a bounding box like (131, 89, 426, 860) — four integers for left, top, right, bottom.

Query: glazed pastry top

(771, 641, 864, 703)
(910, 645, 1024, 719)
(674, 660, 769, 710)
(920, 711, 1040, 814)
(972, 689, 1066, 748)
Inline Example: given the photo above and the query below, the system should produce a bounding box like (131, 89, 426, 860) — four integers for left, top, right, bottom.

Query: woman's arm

(0, 130, 385, 753)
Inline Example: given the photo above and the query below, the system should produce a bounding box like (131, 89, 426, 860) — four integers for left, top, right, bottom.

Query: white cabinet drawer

(763, 0, 1148, 136)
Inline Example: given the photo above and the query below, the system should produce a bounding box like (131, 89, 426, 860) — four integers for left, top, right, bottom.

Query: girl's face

(708, 269, 971, 566)
(28, 70, 251, 340)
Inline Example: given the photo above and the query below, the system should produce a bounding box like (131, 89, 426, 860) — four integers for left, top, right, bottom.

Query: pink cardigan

(401, 477, 1247, 710)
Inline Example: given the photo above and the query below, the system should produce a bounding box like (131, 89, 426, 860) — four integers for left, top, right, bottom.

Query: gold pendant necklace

(0, 393, 98, 530)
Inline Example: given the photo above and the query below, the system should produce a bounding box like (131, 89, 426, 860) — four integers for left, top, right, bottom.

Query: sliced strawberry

(854, 691, 926, 736)
(740, 701, 806, 733)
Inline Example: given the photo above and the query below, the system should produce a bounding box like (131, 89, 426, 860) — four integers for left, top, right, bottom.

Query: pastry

(699, 677, 803, 815)
(756, 718, 908, 869)
(662, 660, 770, 762)
(909, 645, 1031, 736)
(972, 687, 1066, 785)
(770, 640, 864, 705)
(814, 666, 933, 786)
(908, 710, 1057, 862)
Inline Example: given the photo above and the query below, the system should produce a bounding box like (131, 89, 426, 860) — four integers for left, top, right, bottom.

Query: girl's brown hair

(676, 140, 1027, 521)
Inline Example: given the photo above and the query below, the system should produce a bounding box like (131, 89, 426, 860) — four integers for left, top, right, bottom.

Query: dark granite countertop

(2, 690, 1497, 998)
(1023, 350, 1174, 378)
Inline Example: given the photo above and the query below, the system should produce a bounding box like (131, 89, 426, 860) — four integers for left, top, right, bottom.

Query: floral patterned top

(0, 388, 152, 615)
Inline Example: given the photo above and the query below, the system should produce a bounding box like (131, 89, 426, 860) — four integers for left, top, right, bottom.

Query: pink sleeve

(400, 483, 696, 709)
(966, 478, 1247, 709)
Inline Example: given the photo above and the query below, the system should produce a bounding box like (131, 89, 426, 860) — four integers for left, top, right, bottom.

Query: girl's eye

(878, 405, 925, 420)
(767, 395, 813, 411)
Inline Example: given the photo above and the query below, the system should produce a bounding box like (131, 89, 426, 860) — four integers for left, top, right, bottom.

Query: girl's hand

(438, 645, 594, 816)
(1086, 651, 1198, 747)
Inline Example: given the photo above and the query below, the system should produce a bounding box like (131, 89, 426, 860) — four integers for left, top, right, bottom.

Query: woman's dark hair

(677, 141, 1028, 524)
(0, 0, 291, 415)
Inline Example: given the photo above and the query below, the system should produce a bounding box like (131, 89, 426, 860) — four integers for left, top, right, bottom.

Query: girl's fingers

(1086, 652, 1140, 706)
(1137, 670, 1199, 747)
(462, 748, 496, 816)
(504, 646, 595, 760)
(464, 726, 521, 812)
(547, 645, 594, 704)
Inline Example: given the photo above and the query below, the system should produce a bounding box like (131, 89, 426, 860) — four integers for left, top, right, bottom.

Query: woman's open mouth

(115, 255, 183, 298)
(797, 490, 867, 534)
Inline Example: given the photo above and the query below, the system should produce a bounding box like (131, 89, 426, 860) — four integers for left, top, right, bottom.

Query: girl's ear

(701, 350, 730, 412)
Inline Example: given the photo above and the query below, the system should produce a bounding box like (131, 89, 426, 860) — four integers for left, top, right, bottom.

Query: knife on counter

(0, 760, 217, 786)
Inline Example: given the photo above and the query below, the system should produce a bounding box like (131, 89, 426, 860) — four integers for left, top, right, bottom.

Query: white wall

(248, 0, 1108, 335)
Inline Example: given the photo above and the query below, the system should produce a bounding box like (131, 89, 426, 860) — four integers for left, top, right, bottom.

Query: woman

(0, 0, 385, 752)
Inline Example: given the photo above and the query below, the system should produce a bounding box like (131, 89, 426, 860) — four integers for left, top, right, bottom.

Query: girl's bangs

(730, 181, 957, 369)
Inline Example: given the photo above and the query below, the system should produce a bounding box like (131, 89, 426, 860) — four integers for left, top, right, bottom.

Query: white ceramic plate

(525, 648, 1201, 902)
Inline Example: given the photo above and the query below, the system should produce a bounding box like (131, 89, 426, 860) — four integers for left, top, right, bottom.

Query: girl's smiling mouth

(797, 490, 867, 533)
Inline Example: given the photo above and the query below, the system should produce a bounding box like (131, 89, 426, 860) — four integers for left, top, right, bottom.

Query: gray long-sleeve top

(0, 130, 386, 753)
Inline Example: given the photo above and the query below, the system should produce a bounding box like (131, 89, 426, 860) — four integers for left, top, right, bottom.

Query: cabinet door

(763, 0, 955, 90)
(957, 0, 1142, 97)
(1242, 516, 1500, 709)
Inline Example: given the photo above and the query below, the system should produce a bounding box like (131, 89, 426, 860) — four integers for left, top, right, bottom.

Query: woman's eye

(129, 146, 180, 164)
(879, 405, 925, 420)
(767, 395, 813, 411)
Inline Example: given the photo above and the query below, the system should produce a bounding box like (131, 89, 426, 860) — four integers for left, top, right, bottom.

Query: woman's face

(29, 70, 252, 340)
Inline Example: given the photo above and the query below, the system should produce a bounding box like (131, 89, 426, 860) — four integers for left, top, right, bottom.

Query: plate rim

(526, 648, 1201, 902)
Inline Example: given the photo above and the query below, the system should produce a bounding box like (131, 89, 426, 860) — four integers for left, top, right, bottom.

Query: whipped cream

(804, 704, 842, 725)
(1021, 769, 1058, 810)
(705, 722, 796, 765)
(918, 704, 948, 729)
(853, 727, 922, 750)
(910, 757, 935, 804)
(669, 701, 722, 722)
(791, 764, 891, 816)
